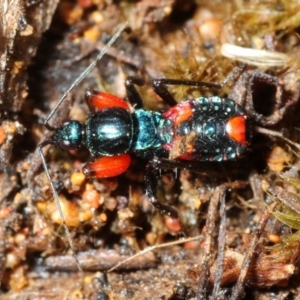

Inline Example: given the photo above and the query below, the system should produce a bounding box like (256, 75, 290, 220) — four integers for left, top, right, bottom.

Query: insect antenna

(38, 140, 84, 272)
(44, 22, 128, 130)
(38, 22, 128, 273)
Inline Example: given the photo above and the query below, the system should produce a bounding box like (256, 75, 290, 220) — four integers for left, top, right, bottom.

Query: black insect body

(37, 25, 297, 271)
(39, 68, 252, 241)
(53, 91, 250, 178)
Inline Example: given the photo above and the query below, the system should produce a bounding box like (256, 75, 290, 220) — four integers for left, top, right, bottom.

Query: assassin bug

(38, 23, 253, 270)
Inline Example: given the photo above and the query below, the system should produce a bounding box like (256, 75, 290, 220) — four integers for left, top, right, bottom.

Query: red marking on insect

(226, 116, 247, 146)
(82, 154, 131, 178)
(86, 91, 130, 111)
(163, 101, 193, 126)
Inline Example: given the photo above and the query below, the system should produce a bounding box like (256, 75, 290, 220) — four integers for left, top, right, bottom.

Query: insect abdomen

(161, 97, 251, 161)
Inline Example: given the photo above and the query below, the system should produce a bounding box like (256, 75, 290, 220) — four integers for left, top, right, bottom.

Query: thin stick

(229, 203, 276, 300)
(211, 186, 226, 299)
(255, 126, 300, 149)
(107, 236, 202, 273)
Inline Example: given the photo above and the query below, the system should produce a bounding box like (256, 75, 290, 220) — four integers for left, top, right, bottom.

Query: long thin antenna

(38, 143, 83, 272)
(39, 22, 128, 273)
(44, 22, 128, 128)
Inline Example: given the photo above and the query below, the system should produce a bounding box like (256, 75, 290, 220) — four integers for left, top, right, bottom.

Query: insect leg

(152, 65, 246, 106)
(125, 76, 145, 108)
(145, 161, 187, 236)
(151, 156, 222, 174)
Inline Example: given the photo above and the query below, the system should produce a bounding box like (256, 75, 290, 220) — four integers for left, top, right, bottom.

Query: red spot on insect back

(86, 91, 130, 111)
(83, 154, 131, 178)
(163, 101, 193, 125)
(226, 116, 247, 146)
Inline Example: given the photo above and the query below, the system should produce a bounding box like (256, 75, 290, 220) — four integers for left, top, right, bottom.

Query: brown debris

(45, 249, 157, 272)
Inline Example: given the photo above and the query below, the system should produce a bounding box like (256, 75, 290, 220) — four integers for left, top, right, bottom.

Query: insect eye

(52, 121, 84, 151)
(59, 140, 75, 151)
